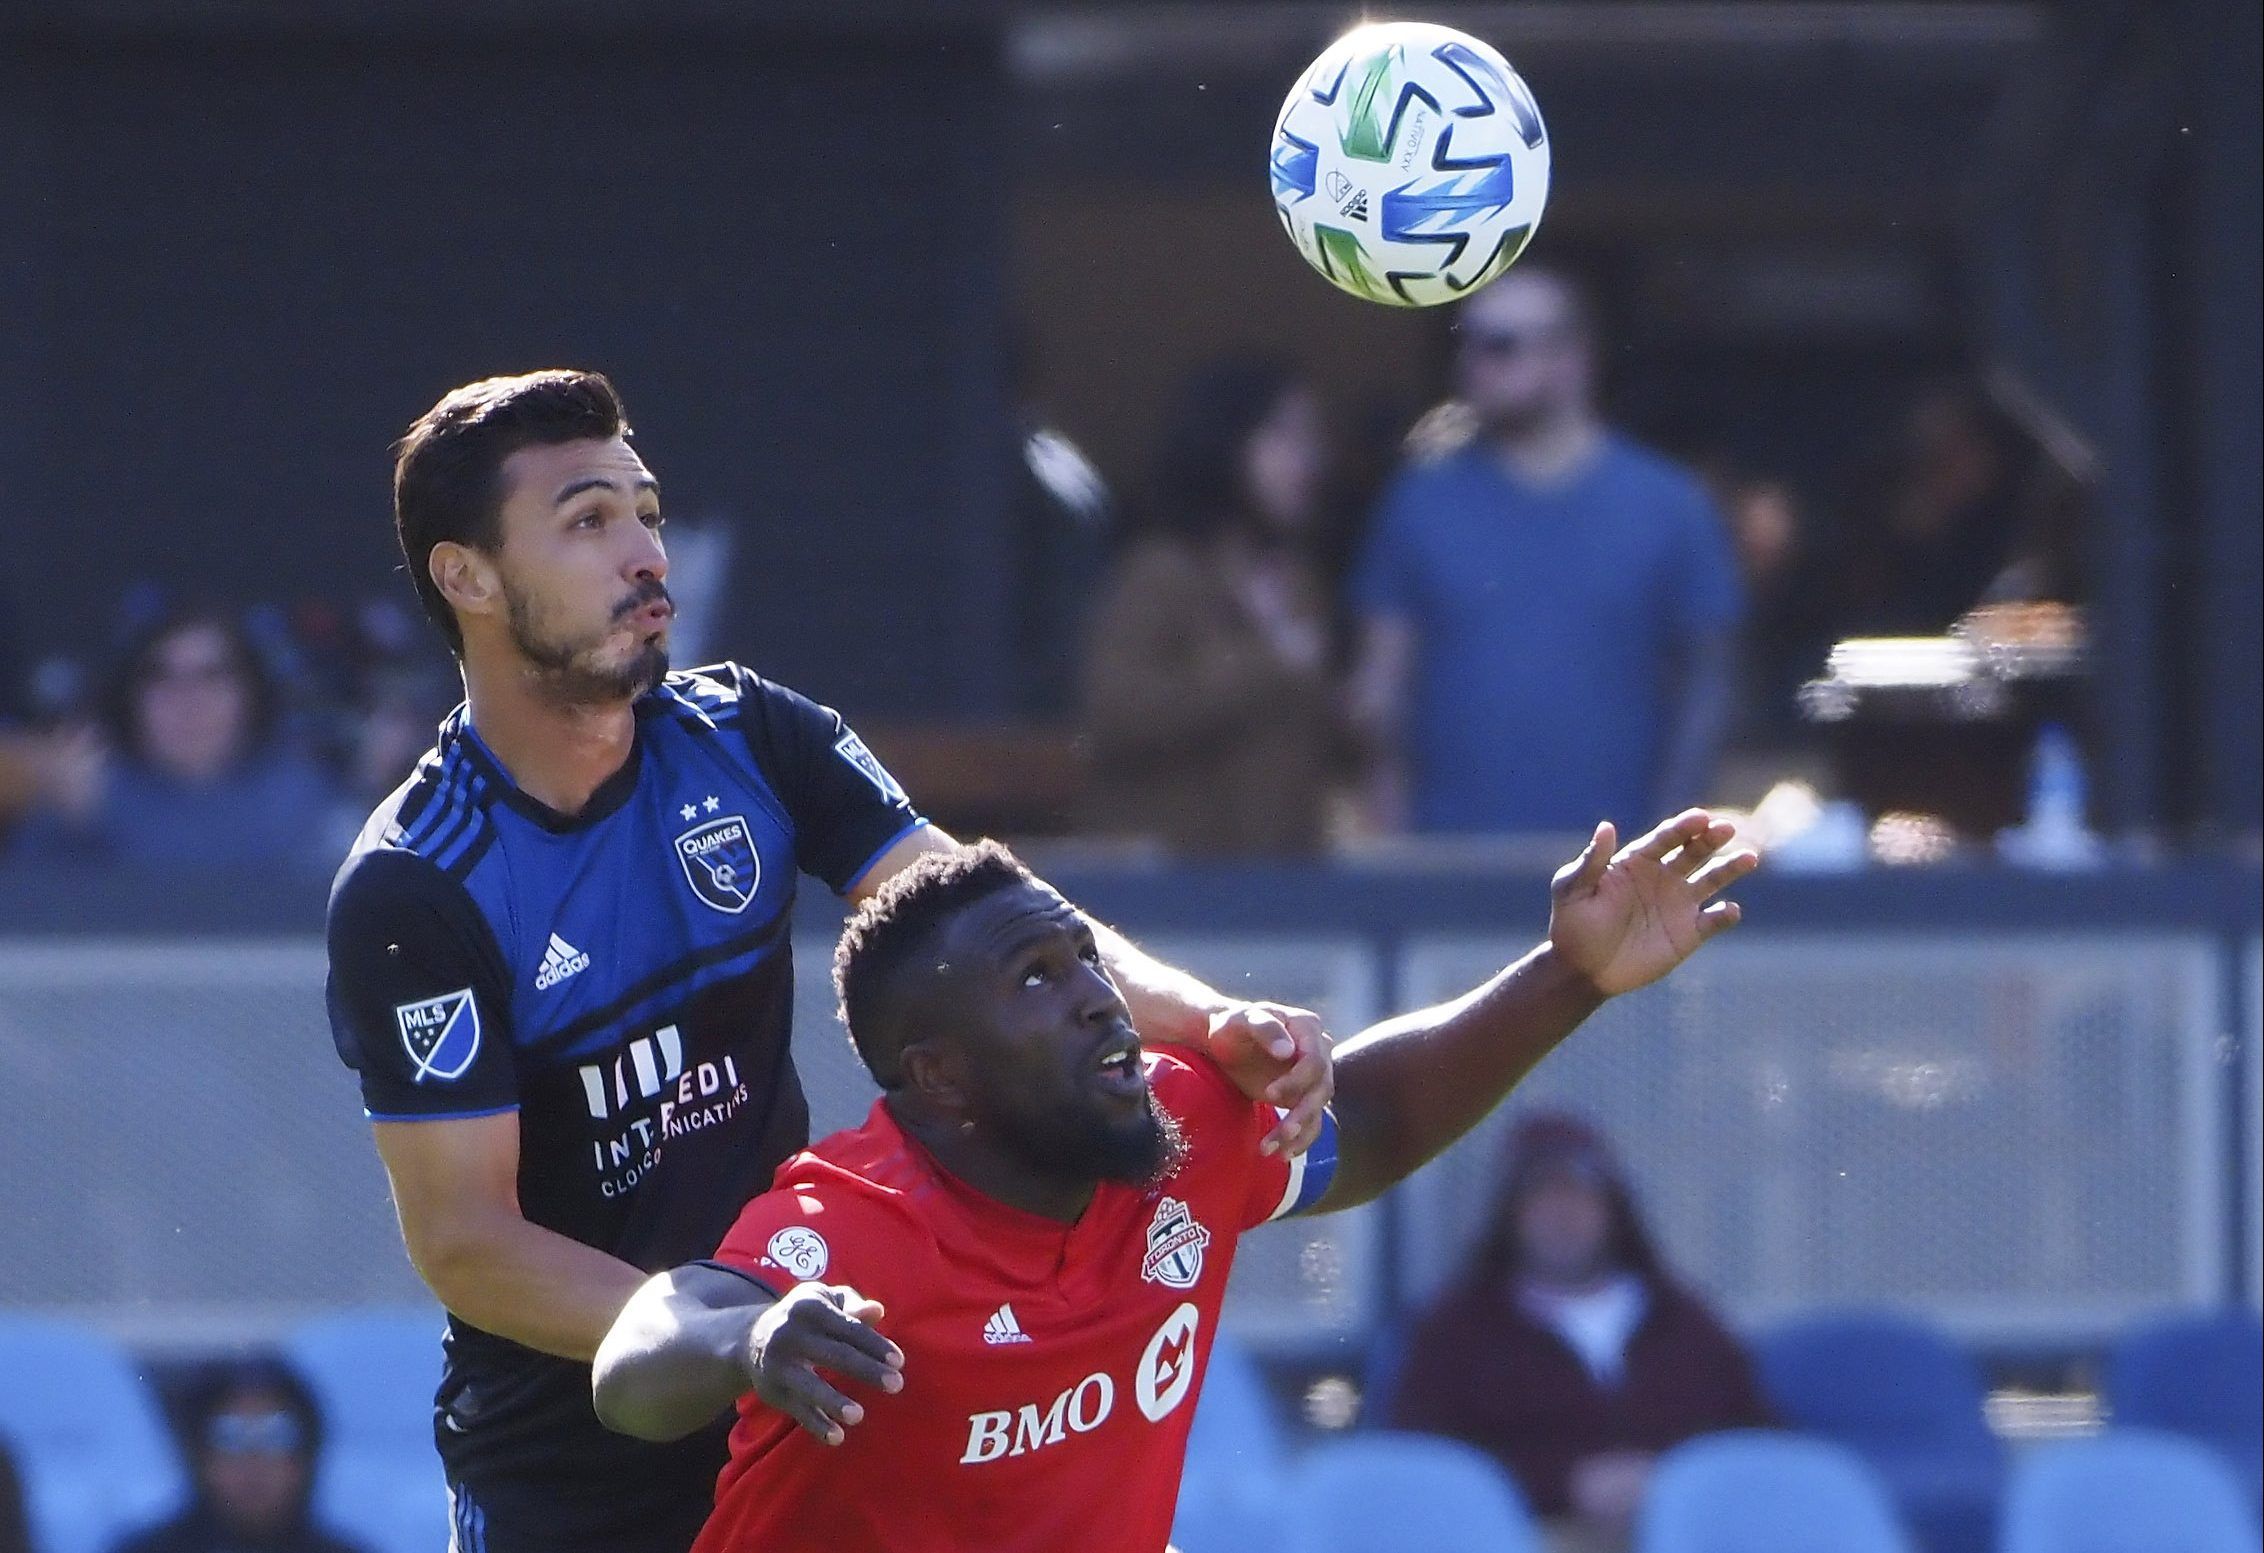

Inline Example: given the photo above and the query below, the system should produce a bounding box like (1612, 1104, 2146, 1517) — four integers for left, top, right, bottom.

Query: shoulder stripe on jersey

(387, 749, 460, 849)
(397, 748, 475, 853)
(1267, 1109, 1340, 1222)
(411, 761, 486, 864)
(668, 666, 744, 707)
(427, 769, 494, 872)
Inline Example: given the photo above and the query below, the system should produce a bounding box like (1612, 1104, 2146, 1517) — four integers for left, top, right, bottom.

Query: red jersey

(694, 1049, 1337, 1553)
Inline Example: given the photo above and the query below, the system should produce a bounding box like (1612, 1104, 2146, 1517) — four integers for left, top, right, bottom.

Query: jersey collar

(443, 705, 646, 834)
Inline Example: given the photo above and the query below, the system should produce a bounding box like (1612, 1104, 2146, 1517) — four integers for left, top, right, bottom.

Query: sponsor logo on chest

(959, 1302, 1202, 1465)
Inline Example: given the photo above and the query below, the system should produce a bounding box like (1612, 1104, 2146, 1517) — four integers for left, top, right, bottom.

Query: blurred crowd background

(0, 1, 2256, 1552)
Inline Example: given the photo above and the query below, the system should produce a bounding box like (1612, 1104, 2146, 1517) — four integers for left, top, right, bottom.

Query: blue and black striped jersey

(324, 663, 923, 1510)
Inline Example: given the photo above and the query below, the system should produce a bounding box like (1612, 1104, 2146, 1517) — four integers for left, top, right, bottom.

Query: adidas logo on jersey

(535, 933, 591, 990)
(982, 1304, 1032, 1346)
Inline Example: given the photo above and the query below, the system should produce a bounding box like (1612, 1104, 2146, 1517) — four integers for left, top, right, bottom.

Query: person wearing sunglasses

(1348, 266, 1745, 840)
(112, 1358, 368, 1553)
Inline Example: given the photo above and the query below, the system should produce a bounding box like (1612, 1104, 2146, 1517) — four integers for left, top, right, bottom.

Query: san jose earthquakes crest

(395, 988, 481, 1084)
(675, 814, 761, 913)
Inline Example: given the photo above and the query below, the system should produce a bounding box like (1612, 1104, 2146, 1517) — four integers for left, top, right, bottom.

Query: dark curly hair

(831, 840, 1037, 1089)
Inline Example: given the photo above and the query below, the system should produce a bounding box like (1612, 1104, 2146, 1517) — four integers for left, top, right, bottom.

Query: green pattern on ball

(1339, 47, 1402, 162)
(1315, 225, 1399, 304)
(1456, 223, 1537, 293)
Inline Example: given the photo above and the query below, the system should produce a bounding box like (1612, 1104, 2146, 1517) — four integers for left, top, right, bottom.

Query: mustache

(613, 580, 674, 621)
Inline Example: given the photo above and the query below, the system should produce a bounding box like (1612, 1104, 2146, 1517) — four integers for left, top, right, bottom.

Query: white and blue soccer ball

(1270, 21, 1551, 307)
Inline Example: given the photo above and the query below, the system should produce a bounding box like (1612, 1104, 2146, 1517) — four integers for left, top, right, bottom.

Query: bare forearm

(593, 1273, 768, 1442)
(411, 1213, 649, 1363)
(1326, 944, 1604, 1206)
(1091, 920, 1228, 1046)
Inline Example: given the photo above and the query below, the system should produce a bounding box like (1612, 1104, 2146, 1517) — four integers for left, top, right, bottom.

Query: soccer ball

(1269, 21, 1551, 307)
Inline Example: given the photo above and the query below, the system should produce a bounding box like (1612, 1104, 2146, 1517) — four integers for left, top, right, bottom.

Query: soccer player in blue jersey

(323, 371, 1335, 1553)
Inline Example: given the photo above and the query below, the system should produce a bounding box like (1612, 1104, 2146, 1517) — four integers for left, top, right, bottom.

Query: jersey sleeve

(706, 1173, 917, 1306)
(1150, 1053, 1340, 1233)
(324, 848, 517, 1121)
(730, 667, 927, 895)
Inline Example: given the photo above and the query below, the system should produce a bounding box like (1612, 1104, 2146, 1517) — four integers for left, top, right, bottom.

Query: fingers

(1553, 821, 1615, 896)
(752, 1284, 906, 1445)
(1259, 1013, 1333, 1157)
(1627, 809, 1712, 864)
(1695, 900, 1743, 939)
(1688, 847, 1762, 899)
(771, 1365, 866, 1447)
(1226, 1004, 1297, 1062)
(803, 1288, 905, 1374)
(795, 1333, 906, 1394)
(1659, 818, 1740, 879)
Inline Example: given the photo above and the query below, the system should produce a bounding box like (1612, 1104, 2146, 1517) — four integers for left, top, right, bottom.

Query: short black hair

(832, 841, 1038, 1089)
(392, 370, 630, 655)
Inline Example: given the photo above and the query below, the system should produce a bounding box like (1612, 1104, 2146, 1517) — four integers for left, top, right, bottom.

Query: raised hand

(1546, 810, 1760, 997)
(745, 1282, 903, 1446)
(1203, 1001, 1335, 1157)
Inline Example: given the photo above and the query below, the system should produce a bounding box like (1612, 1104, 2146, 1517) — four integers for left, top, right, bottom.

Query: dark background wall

(0, 16, 1015, 714)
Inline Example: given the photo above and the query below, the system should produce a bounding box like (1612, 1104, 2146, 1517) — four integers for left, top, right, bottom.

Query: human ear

(430, 542, 502, 623)
(899, 1040, 972, 1117)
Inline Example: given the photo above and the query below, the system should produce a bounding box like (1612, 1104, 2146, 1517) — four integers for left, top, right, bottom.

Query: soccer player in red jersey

(594, 815, 1756, 1552)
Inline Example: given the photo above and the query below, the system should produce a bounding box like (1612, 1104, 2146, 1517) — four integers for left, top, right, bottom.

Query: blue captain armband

(1264, 1108, 1339, 1221)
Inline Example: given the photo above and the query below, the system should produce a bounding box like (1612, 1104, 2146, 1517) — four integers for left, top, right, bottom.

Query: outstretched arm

(593, 1267, 902, 1445)
(1316, 811, 1758, 1210)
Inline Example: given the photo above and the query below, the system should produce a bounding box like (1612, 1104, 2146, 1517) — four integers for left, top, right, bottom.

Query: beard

(504, 578, 671, 707)
(989, 1090, 1189, 1191)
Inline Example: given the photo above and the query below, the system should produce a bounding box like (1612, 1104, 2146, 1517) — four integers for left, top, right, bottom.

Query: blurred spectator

(0, 1439, 28, 1553)
(1081, 358, 1354, 855)
(1699, 461, 1834, 752)
(115, 1357, 367, 1553)
(1834, 376, 2089, 635)
(1350, 268, 1745, 835)
(8, 605, 348, 866)
(1388, 1112, 1772, 1549)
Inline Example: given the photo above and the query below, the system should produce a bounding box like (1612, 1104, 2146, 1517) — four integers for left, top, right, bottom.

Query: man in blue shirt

(1350, 268, 1744, 835)
(324, 371, 1332, 1553)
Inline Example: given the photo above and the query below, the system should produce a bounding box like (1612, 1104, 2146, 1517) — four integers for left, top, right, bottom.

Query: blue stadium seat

(1999, 1428, 2261, 1553)
(2104, 1307, 2263, 1513)
(282, 1307, 451, 1553)
(1172, 1459, 1286, 1553)
(1282, 1433, 1541, 1553)
(1185, 1332, 1286, 1476)
(1635, 1431, 1913, 1553)
(1755, 1308, 2002, 1553)
(1174, 1334, 1290, 1553)
(0, 1315, 186, 1553)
